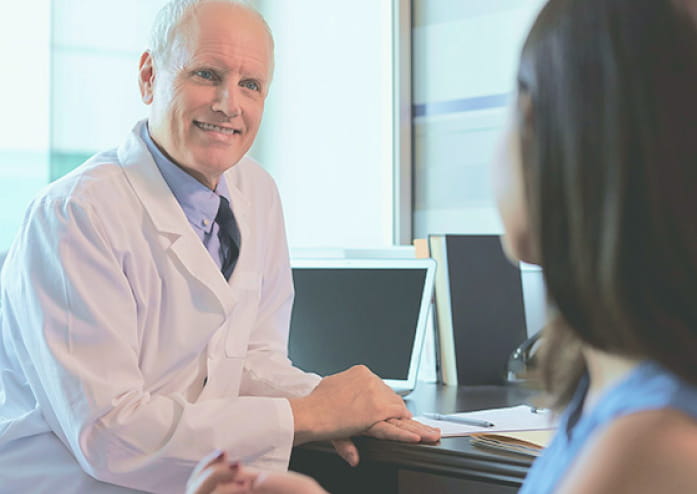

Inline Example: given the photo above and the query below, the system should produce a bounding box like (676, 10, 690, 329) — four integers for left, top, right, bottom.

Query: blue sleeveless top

(519, 361, 697, 493)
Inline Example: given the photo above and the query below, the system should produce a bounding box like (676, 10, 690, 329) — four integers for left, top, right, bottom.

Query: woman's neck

(581, 347, 641, 414)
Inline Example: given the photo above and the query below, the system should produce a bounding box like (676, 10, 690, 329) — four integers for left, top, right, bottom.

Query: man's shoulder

(35, 147, 131, 211)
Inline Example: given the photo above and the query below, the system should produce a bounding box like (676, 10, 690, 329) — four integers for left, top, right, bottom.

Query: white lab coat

(0, 121, 320, 493)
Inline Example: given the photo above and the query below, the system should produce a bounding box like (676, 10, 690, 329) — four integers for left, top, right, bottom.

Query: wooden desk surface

(291, 382, 540, 493)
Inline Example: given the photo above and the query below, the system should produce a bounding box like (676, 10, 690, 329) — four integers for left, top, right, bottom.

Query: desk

(290, 383, 537, 494)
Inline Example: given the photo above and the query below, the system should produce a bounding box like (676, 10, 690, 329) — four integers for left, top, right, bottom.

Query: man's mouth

(194, 121, 241, 135)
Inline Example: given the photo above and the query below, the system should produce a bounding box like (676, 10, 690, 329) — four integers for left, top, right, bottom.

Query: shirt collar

(140, 122, 231, 234)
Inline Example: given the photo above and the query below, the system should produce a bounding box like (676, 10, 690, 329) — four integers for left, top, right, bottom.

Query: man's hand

(331, 418, 441, 467)
(368, 418, 441, 443)
(288, 365, 410, 445)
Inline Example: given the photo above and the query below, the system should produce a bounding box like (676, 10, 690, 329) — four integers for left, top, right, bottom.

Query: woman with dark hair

(496, 0, 697, 492)
(186, 0, 697, 492)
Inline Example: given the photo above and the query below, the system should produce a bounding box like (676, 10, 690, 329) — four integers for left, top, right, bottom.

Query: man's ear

(138, 51, 155, 105)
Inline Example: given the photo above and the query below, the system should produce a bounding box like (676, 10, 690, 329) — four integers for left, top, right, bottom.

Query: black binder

(429, 234, 527, 385)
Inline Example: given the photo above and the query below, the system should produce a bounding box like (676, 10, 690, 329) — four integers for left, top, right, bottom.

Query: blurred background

(0, 0, 545, 252)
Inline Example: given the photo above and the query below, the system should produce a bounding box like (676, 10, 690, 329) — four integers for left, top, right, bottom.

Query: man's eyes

(240, 80, 261, 92)
(194, 70, 217, 81)
(192, 71, 261, 92)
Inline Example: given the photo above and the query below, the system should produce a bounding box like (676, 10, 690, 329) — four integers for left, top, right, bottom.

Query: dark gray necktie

(215, 195, 240, 280)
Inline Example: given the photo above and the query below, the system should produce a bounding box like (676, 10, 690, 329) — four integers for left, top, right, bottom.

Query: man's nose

(211, 84, 242, 118)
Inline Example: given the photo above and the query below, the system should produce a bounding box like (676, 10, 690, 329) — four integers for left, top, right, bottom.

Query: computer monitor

(289, 258, 436, 395)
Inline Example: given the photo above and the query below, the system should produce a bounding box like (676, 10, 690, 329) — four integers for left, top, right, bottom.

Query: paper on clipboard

(414, 404, 557, 437)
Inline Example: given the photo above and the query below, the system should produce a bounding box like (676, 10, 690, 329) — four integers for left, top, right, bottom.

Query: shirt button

(202, 219, 210, 227)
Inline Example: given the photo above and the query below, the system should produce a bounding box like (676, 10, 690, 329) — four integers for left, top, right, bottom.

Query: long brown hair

(517, 0, 697, 408)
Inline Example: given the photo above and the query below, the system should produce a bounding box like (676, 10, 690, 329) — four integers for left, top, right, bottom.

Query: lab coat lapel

(117, 121, 235, 315)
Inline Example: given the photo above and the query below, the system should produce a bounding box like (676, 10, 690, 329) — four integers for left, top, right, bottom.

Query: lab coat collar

(117, 120, 241, 315)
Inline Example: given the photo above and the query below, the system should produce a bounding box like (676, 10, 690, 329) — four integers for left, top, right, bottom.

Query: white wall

(51, 0, 165, 152)
(0, 0, 51, 251)
(253, 0, 395, 249)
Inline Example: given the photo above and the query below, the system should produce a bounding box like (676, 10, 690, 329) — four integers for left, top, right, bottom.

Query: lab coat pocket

(224, 270, 262, 358)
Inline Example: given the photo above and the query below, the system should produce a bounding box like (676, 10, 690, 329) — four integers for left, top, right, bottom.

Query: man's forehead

(181, 3, 272, 51)
(171, 3, 273, 72)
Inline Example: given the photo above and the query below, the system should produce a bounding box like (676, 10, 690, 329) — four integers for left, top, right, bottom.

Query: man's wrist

(289, 393, 335, 445)
(288, 396, 316, 445)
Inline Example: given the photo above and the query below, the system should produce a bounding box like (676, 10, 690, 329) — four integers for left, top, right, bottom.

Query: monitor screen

(289, 267, 428, 380)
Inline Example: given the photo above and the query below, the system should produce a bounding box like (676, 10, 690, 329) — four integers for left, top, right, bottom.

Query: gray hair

(149, 0, 274, 66)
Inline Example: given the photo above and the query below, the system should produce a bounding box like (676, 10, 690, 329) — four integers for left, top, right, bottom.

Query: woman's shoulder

(557, 408, 697, 493)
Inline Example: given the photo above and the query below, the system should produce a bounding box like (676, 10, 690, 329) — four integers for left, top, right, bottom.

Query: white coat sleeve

(238, 180, 322, 399)
(8, 194, 296, 493)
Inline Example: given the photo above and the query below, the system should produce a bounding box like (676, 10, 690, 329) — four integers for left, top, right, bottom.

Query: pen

(423, 412, 495, 428)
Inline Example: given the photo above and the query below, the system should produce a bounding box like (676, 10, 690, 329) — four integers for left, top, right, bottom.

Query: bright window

(412, 0, 546, 237)
(0, 1, 51, 251)
(1, 0, 395, 254)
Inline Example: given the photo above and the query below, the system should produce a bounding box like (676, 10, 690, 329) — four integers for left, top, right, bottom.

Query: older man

(0, 1, 438, 493)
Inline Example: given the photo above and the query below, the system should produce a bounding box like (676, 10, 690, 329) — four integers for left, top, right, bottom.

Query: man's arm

(236, 176, 321, 399)
(235, 175, 440, 458)
(4, 194, 296, 492)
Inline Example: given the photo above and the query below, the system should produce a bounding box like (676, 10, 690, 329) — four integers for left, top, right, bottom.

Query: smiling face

(139, 2, 273, 189)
